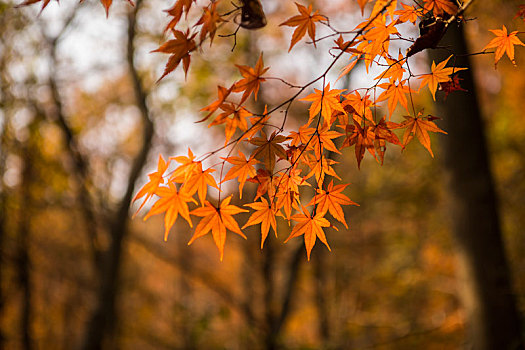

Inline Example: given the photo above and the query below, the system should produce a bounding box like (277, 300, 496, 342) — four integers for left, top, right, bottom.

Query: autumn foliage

(20, 0, 525, 261)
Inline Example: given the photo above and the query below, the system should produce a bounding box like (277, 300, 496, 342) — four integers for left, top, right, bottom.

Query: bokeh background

(0, 0, 524, 349)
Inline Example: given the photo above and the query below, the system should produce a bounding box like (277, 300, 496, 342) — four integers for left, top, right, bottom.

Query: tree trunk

(81, 1, 154, 348)
(429, 23, 523, 350)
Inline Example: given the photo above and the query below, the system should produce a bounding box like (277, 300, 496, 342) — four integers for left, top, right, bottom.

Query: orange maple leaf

(189, 196, 248, 261)
(232, 53, 269, 103)
(304, 153, 340, 185)
(241, 105, 271, 141)
(362, 15, 399, 62)
(199, 85, 232, 122)
(242, 197, 278, 249)
(483, 25, 525, 67)
(371, 117, 401, 164)
(357, 0, 368, 15)
(132, 155, 169, 217)
(341, 119, 377, 169)
(394, 3, 423, 24)
(221, 151, 259, 198)
(15, 0, 53, 11)
(284, 206, 331, 261)
(164, 0, 195, 32)
(280, 2, 327, 51)
(374, 53, 406, 82)
(143, 182, 196, 241)
(249, 130, 288, 171)
(342, 91, 374, 122)
(371, 0, 397, 18)
(289, 125, 315, 148)
(247, 168, 275, 200)
(209, 103, 251, 144)
(195, 2, 224, 45)
(418, 55, 466, 100)
(182, 163, 219, 205)
(377, 79, 414, 117)
(310, 123, 343, 155)
(300, 83, 346, 126)
(170, 148, 199, 183)
(309, 180, 358, 229)
(98, 0, 133, 17)
(153, 29, 197, 80)
(274, 168, 309, 219)
(395, 111, 447, 157)
(423, 0, 458, 16)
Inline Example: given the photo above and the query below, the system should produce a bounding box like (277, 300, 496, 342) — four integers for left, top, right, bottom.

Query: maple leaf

(247, 168, 275, 200)
(144, 182, 196, 241)
(309, 180, 358, 228)
(242, 197, 278, 248)
(164, 0, 195, 32)
(280, 2, 327, 51)
(332, 35, 362, 55)
(377, 79, 414, 117)
(310, 123, 343, 155)
(395, 111, 447, 157)
(304, 153, 340, 185)
(394, 3, 423, 24)
(337, 59, 359, 82)
(439, 75, 467, 100)
(153, 29, 197, 80)
(242, 106, 271, 141)
(374, 53, 406, 82)
(132, 155, 169, 217)
(221, 151, 259, 198)
(249, 130, 288, 171)
(195, 2, 225, 45)
(357, 0, 368, 15)
(423, 0, 458, 16)
(359, 15, 399, 68)
(371, 117, 401, 164)
(232, 53, 269, 103)
(182, 163, 219, 205)
(199, 85, 232, 122)
(15, 0, 52, 11)
(371, 0, 397, 19)
(341, 119, 377, 169)
(274, 168, 309, 219)
(99, 0, 133, 17)
(289, 125, 316, 148)
(483, 25, 525, 67)
(342, 91, 374, 122)
(300, 83, 346, 126)
(189, 196, 248, 261)
(209, 103, 251, 144)
(284, 206, 331, 261)
(170, 148, 199, 183)
(418, 55, 466, 101)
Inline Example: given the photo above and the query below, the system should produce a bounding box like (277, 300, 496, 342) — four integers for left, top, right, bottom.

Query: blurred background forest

(0, 0, 524, 349)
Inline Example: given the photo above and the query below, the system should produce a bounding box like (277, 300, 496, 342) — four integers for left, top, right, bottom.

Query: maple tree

(18, 0, 525, 261)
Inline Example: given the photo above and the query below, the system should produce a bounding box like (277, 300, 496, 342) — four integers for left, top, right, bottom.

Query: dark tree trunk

(429, 23, 523, 350)
(81, 1, 154, 348)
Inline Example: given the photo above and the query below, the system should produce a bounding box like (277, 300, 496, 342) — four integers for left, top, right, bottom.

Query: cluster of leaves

(132, 0, 525, 260)
(19, 0, 525, 260)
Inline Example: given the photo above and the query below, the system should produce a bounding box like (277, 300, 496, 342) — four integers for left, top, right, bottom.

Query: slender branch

(41, 10, 103, 270)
